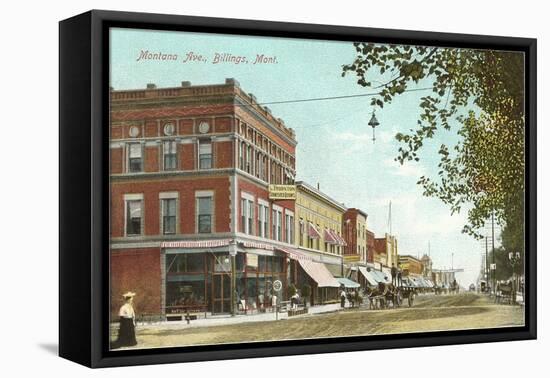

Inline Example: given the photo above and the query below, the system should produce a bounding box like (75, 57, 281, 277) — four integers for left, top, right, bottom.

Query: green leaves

(342, 43, 525, 241)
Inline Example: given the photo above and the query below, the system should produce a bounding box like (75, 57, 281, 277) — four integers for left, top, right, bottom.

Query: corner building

(109, 79, 297, 319)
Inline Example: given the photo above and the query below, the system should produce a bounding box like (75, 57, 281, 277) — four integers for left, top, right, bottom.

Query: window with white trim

(128, 143, 143, 173)
(285, 213, 294, 244)
(196, 195, 213, 233)
(258, 202, 269, 238)
(163, 140, 177, 170)
(199, 140, 212, 169)
(125, 199, 142, 235)
(271, 208, 282, 241)
(161, 198, 177, 234)
(241, 195, 254, 235)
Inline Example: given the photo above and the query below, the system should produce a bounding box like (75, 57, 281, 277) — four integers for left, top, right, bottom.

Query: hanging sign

(269, 185, 296, 200)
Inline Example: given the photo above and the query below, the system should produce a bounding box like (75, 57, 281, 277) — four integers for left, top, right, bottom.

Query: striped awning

(324, 229, 338, 244)
(308, 222, 322, 239)
(298, 259, 340, 288)
(161, 239, 231, 249)
(331, 230, 347, 247)
(241, 241, 275, 250)
(277, 246, 312, 261)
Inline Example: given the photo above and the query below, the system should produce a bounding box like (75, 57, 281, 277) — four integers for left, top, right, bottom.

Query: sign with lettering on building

(247, 254, 258, 268)
(268, 185, 297, 200)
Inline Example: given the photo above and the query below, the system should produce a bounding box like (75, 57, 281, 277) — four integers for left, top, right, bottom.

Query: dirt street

(111, 293, 524, 350)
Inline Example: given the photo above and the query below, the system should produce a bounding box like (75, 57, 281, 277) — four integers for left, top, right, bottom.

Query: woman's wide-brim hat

(122, 291, 136, 298)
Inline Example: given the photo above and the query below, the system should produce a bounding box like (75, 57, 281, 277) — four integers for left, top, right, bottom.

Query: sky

(110, 28, 503, 286)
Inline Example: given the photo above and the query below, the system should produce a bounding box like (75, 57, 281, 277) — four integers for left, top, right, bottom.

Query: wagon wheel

(396, 291, 403, 308)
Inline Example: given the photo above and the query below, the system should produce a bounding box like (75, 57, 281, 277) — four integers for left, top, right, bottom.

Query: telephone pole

(491, 212, 496, 295)
(485, 236, 489, 291)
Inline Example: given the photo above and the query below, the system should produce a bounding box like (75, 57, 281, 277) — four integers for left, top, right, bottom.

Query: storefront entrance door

(212, 273, 231, 314)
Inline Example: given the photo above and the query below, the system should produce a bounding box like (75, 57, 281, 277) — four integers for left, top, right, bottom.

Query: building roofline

(346, 207, 368, 218)
(110, 79, 296, 145)
(295, 181, 347, 212)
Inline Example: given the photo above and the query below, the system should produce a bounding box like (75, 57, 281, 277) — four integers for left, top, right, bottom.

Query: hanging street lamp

(368, 111, 380, 143)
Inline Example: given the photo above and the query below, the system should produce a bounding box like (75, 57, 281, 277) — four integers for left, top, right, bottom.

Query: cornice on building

(295, 181, 347, 213)
(110, 79, 297, 147)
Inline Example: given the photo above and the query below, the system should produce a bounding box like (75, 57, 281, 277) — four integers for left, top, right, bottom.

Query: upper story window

(258, 202, 269, 238)
(199, 140, 212, 169)
(128, 143, 143, 173)
(261, 155, 268, 182)
(239, 142, 245, 171)
(160, 193, 178, 235)
(285, 213, 294, 244)
(246, 145, 252, 174)
(163, 140, 177, 170)
(272, 208, 282, 241)
(241, 196, 255, 235)
(255, 152, 261, 178)
(298, 219, 304, 247)
(196, 194, 213, 233)
(125, 197, 143, 236)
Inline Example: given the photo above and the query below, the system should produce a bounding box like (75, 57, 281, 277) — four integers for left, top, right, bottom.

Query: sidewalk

(130, 303, 343, 330)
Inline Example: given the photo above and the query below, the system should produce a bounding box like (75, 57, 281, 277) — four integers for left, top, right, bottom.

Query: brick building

(342, 208, 368, 263)
(374, 233, 399, 269)
(366, 229, 375, 263)
(109, 79, 299, 318)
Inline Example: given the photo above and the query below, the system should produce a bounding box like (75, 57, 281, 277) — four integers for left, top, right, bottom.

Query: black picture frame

(59, 9, 537, 368)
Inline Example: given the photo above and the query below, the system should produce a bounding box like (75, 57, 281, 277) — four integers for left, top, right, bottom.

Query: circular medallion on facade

(129, 126, 140, 138)
(198, 121, 210, 134)
(163, 123, 175, 136)
(273, 280, 283, 292)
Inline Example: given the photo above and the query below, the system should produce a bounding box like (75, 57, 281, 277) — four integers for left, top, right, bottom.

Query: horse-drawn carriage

(366, 281, 417, 309)
(359, 267, 418, 309)
(495, 281, 515, 304)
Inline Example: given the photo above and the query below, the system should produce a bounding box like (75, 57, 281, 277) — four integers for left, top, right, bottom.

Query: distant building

(398, 255, 423, 276)
(366, 229, 375, 263)
(343, 208, 368, 264)
(374, 233, 398, 268)
(421, 254, 433, 278)
(293, 181, 346, 304)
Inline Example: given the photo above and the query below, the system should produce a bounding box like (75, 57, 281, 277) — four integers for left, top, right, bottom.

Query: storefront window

(213, 253, 231, 272)
(166, 278, 206, 308)
(167, 254, 205, 273)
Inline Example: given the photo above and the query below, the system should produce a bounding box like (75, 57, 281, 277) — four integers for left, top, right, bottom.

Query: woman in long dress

(116, 292, 137, 347)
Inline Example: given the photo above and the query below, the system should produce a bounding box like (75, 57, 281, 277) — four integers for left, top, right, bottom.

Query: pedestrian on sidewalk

(114, 291, 137, 348)
(340, 289, 346, 309)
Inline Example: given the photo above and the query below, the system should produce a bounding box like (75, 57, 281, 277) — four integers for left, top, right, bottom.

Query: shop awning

(298, 259, 340, 288)
(161, 239, 231, 249)
(337, 277, 361, 288)
(241, 241, 274, 250)
(358, 266, 390, 286)
(308, 222, 322, 239)
(277, 246, 313, 261)
(331, 230, 347, 247)
(358, 266, 379, 286)
(324, 229, 338, 244)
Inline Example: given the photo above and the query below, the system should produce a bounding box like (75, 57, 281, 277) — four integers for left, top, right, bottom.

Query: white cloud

(382, 157, 426, 178)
